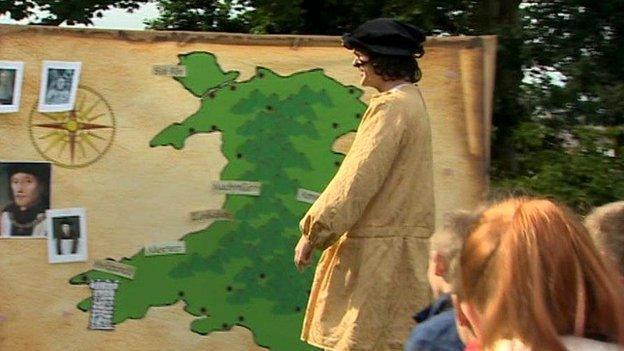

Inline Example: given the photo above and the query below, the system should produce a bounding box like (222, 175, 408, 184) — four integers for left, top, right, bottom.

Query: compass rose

(29, 86, 116, 168)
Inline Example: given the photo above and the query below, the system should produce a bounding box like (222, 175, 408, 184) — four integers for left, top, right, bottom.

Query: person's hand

(294, 235, 313, 272)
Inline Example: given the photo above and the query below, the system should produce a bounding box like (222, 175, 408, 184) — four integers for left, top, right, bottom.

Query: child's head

(585, 201, 624, 276)
(428, 210, 479, 297)
(458, 197, 624, 350)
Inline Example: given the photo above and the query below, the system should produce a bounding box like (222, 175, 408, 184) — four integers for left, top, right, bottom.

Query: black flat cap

(342, 18, 426, 56)
(5, 163, 50, 183)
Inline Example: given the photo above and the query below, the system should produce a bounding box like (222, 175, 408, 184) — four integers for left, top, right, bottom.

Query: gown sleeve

(299, 101, 406, 249)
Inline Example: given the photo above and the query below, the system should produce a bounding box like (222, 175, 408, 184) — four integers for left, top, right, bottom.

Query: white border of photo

(38, 61, 82, 113)
(0, 60, 24, 113)
(46, 207, 88, 264)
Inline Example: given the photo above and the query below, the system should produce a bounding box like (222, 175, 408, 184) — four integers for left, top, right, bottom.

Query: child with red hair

(458, 198, 624, 350)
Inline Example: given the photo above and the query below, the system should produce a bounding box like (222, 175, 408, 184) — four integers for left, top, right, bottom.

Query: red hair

(459, 197, 624, 350)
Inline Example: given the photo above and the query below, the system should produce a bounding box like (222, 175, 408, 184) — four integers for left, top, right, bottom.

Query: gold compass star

(32, 91, 114, 164)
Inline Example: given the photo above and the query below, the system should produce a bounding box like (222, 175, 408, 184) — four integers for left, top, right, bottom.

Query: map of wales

(70, 51, 366, 351)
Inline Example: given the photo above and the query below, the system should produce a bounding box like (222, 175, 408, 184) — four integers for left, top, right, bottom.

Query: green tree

(489, 1, 624, 212)
(0, 0, 150, 25)
(521, 1, 624, 131)
(145, 0, 251, 32)
(143, 0, 477, 35)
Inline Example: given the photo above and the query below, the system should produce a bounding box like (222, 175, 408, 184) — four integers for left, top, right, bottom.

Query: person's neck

(376, 79, 411, 93)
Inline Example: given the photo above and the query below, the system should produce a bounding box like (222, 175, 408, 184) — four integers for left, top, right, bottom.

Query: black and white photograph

(0, 61, 24, 113)
(0, 161, 51, 238)
(38, 61, 81, 112)
(47, 208, 88, 263)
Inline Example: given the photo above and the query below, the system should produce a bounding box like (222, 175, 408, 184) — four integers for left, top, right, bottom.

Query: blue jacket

(404, 294, 465, 351)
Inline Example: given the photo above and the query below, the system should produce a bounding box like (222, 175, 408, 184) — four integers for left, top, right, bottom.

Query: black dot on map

(355, 113, 361, 119)
(349, 88, 354, 94)
(211, 125, 219, 131)
(334, 161, 341, 167)
(200, 307, 207, 314)
(332, 123, 339, 129)
(189, 128, 196, 134)
(81, 275, 88, 282)
(226, 286, 233, 292)
(230, 85, 237, 91)
(266, 105, 273, 111)
(236, 153, 243, 159)
(259, 273, 266, 279)
(295, 306, 302, 312)
(258, 72, 265, 78)
(222, 323, 229, 329)
(238, 315, 245, 322)
(178, 291, 185, 297)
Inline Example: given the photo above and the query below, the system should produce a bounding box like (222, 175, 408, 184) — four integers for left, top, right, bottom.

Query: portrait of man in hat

(294, 18, 435, 351)
(0, 162, 51, 237)
(46, 208, 88, 263)
(54, 217, 80, 255)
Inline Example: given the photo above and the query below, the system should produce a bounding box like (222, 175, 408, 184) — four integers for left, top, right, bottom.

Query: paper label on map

(296, 188, 320, 204)
(190, 209, 232, 221)
(212, 181, 262, 196)
(93, 260, 136, 279)
(88, 279, 118, 331)
(144, 241, 186, 256)
(152, 64, 187, 77)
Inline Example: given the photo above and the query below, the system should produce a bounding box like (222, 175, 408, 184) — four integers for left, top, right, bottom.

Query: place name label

(296, 188, 320, 204)
(212, 181, 262, 196)
(93, 260, 136, 279)
(144, 241, 187, 256)
(152, 65, 187, 77)
(190, 209, 232, 221)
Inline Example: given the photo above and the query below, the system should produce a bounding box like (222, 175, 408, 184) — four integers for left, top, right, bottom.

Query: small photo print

(38, 61, 81, 112)
(47, 208, 88, 264)
(0, 61, 24, 113)
(0, 161, 51, 238)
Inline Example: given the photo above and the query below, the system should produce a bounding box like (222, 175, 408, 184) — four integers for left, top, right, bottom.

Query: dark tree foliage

(145, 0, 251, 32)
(139, 0, 479, 35)
(0, 0, 149, 25)
(490, 1, 624, 213)
(522, 1, 624, 128)
(247, 0, 475, 35)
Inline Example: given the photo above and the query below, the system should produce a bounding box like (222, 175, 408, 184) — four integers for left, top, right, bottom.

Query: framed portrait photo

(0, 61, 24, 113)
(38, 61, 81, 113)
(46, 208, 88, 264)
(0, 161, 51, 238)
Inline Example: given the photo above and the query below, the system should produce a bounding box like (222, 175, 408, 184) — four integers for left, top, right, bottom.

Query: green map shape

(70, 52, 366, 351)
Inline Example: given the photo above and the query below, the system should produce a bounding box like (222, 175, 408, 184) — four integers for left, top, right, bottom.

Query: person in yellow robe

(294, 18, 435, 351)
